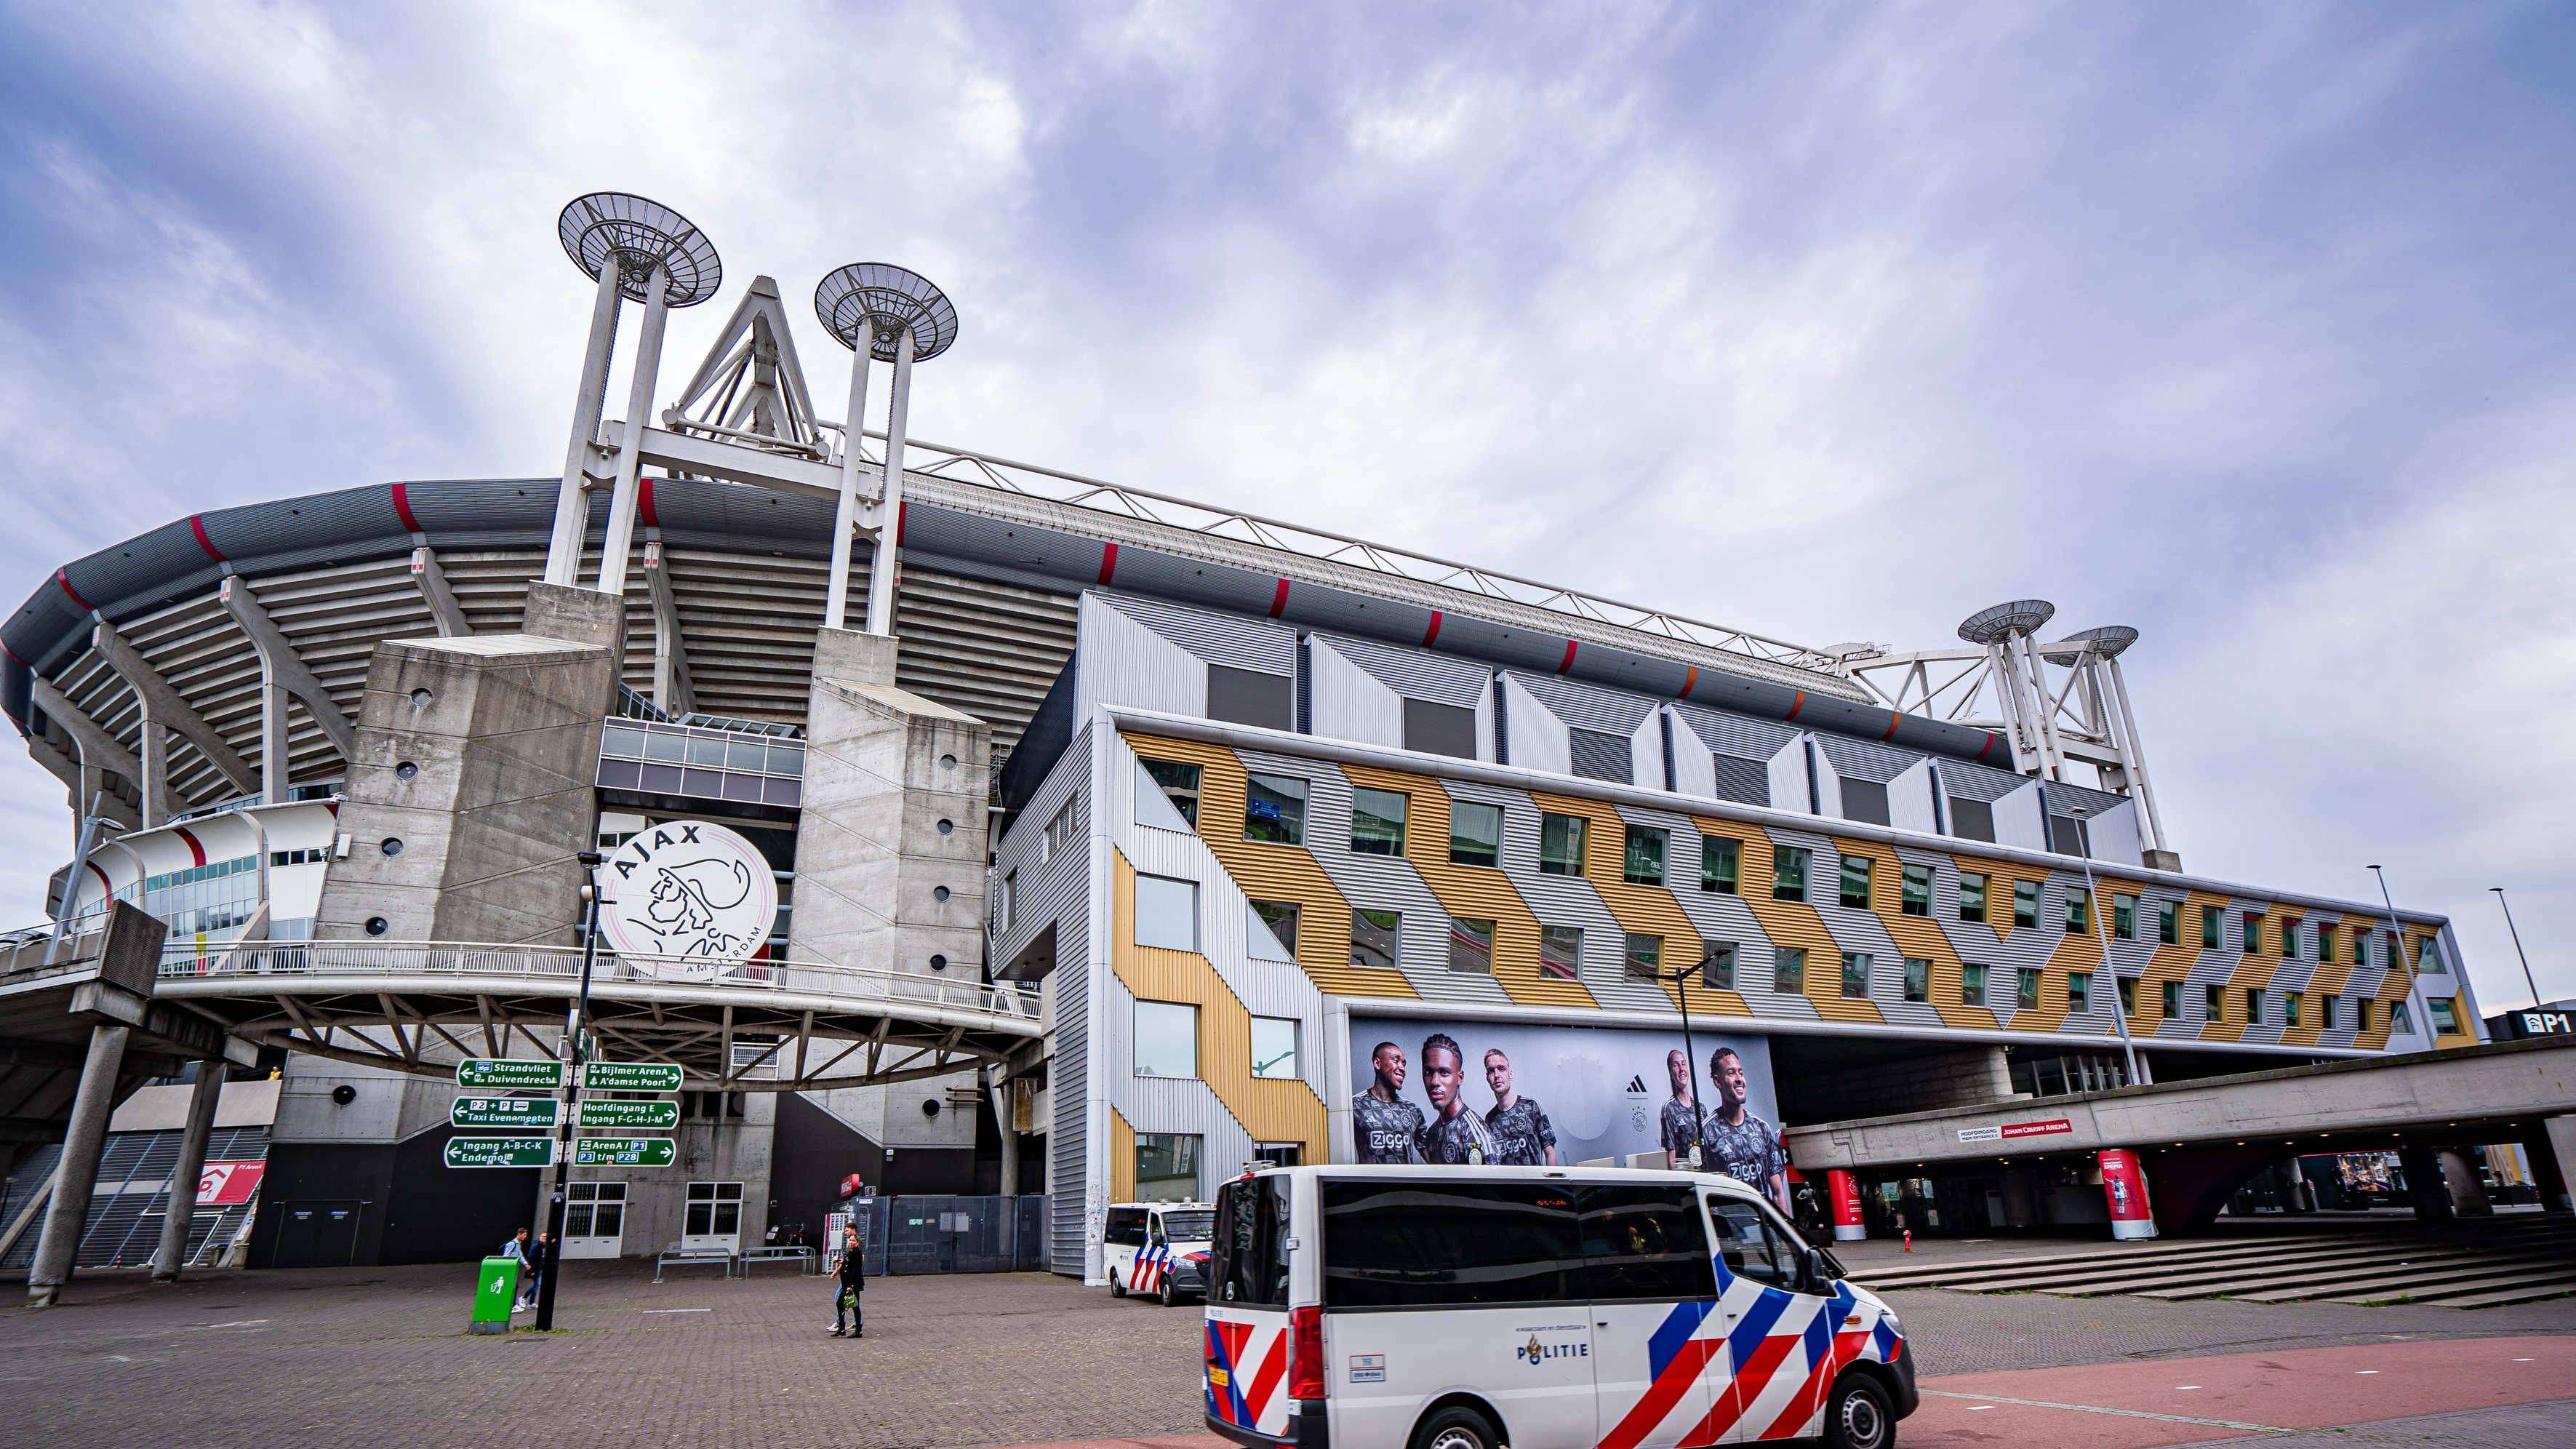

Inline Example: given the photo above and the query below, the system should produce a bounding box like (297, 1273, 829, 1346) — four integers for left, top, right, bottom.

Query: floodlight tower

(814, 264, 959, 636)
(544, 193, 724, 592)
(2060, 625, 2172, 866)
(1957, 599, 2063, 779)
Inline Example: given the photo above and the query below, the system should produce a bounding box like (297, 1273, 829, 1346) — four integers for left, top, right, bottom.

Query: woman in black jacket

(828, 1222, 865, 1338)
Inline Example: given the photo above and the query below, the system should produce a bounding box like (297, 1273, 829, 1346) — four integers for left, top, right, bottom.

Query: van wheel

(1108, 1272, 1125, 1298)
(1411, 1405, 1500, 1449)
(1158, 1276, 1177, 1308)
(1824, 1373, 1894, 1449)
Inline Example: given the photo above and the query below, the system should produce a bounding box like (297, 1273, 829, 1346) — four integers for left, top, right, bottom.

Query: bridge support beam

(151, 1064, 227, 1282)
(26, 1023, 129, 1307)
(2530, 1117, 2576, 1213)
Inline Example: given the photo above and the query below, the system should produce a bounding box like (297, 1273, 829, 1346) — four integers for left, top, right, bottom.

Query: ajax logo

(598, 819, 778, 973)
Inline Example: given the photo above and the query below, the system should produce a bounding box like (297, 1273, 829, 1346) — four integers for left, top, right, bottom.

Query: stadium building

(1, 196, 2488, 1284)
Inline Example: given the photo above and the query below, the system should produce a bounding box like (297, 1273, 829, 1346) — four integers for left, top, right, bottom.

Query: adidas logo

(1625, 1075, 1648, 1093)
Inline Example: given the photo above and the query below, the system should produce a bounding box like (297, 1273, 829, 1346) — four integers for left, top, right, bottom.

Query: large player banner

(1346, 1015, 1787, 1209)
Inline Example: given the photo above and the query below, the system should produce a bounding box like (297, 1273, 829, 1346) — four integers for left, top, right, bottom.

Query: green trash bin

(471, 1256, 520, 1335)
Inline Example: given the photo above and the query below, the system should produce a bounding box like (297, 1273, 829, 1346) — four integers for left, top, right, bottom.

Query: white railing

(154, 938, 1041, 1026)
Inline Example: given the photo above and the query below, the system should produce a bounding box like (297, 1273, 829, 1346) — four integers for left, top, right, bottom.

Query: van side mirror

(1802, 1246, 1833, 1295)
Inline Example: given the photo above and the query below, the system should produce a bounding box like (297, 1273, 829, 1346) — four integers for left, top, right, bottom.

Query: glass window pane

(1134, 874, 1198, 951)
(2069, 971, 2092, 1013)
(1776, 947, 1807, 993)
(1251, 1016, 1300, 1079)
(1700, 836, 1739, 893)
(1245, 773, 1307, 845)
(2113, 894, 2136, 941)
(2202, 904, 2221, 946)
(1903, 957, 1929, 1002)
(1773, 846, 1809, 901)
(766, 743, 804, 776)
(1624, 933, 1662, 982)
(686, 733, 729, 767)
(1839, 855, 1873, 909)
(643, 730, 686, 762)
(1707, 1198, 1803, 1293)
(2158, 901, 2180, 945)
(1961, 962, 1987, 1006)
(1447, 917, 1495, 974)
(601, 724, 646, 759)
(1623, 826, 1666, 885)
(1135, 1132, 1201, 1202)
(1249, 900, 1300, 960)
(1576, 1184, 1718, 1302)
(1142, 758, 1201, 826)
(2017, 968, 2041, 1009)
(1449, 801, 1502, 867)
(1841, 951, 1871, 998)
(1959, 872, 1988, 922)
(1320, 1180, 1579, 1309)
(726, 738, 768, 771)
(1135, 1000, 1199, 1078)
(1901, 863, 1930, 916)
(1351, 909, 1401, 973)
(2281, 917, 2300, 959)
(1539, 925, 1583, 981)
(2013, 879, 2039, 927)
(1539, 813, 1586, 875)
(1700, 941, 1735, 990)
(1351, 788, 1409, 855)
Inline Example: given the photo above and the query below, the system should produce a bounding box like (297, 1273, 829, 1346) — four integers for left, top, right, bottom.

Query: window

(1567, 727, 1633, 784)
(2350, 930, 2365, 965)
(1251, 1016, 1300, 1079)
(1707, 1197, 1809, 1294)
(2391, 999, 2412, 1034)
(1250, 900, 1300, 959)
(2065, 888, 2090, 934)
(2116, 975, 2135, 1015)
(2284, 991, 2304, 1028)
(1539, 925, 1584, 981)
(2429, 997, 2462, 1036)
(1320, 1179, 1578, 1308)
(1948, 796, 1996, 842)
(1959, 872, 1988, 923)
(1135, 1001, 1199, 1078)
(1903, 957, 1929, 1003)
(1701, 941, 1737, 990)
(2013, 879, 2039, 927)
(2157, 899, 2179, 946)
(1141, 757, 1201, 826)
(1577, 1185, 1719, 1301)
(1449, 801, 1502, 867)
(1774, 846, 1810, 901)
(1840, 951, 1872, 999)
(1623, 826, 1667, 885)
(2068, 971, 2092, 1014)
(994, 870, 1015, 935)
(2419, 935, 2440, 971)
(1133, 874, 1198, 951)
(684, 1181, 744, 1241)
(1839, 854, 1873, 909)
(2113, 894, 2137, 941)
(2201, 903, 2222, 948)
(1351, 787, 1408, 855)
(1046, 798, 1079, 861)
(2280, 917, 2299, 959)
(2356, 998, 2375, 1034)
(1401, 698, 1476, 759)
(1539, 813, 1587, 875)
(1244, 773, 1307, 845)
(1700, 836, 1740, 894)
(2244, 988, 2263, 1024)
(1212, 1173, 1292, 1309)
(1204, 658, 1291, 730)
(2204, 983, 2224, 1021)
(1625, 933, 1663, 983)
(1900, 863, 1931, 917)
(2017, 967, 2041, 1010)
(2242, 913, 2262, 954)
(1351, 909, 1401, 973)
(1961, 962, 1988, 1007)
(1839, 776, 1892, 827)
(2162, 980, 2183, 1018)
(2316, 925, 2337, 965)
(2319, 994, 2337, 1031)
(1135, 1131, 1201, 1202)
(1448, 917, 1495, 975)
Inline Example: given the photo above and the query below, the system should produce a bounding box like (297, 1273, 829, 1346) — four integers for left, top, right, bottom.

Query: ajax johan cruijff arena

(0, 194, 2494, 1287)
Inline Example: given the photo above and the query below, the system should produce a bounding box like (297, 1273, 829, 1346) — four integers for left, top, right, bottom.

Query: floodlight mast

(813, 264, 959, 636)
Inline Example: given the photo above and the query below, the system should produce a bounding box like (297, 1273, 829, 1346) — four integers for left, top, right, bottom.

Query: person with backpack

(826, 1221, 865, 1338)
(503, 1227, 540, 1312)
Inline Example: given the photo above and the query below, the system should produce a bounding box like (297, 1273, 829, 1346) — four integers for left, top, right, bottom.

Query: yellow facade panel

(1831, 835, 2000, 1029)
(1717, 821, 1879, 1025)
(1527, 791, 1753, 1018)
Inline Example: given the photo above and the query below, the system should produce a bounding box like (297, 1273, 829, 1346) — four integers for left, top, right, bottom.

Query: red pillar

(2100, 1149, 2156, 1240)
(1827, 1169, 1865, 1242)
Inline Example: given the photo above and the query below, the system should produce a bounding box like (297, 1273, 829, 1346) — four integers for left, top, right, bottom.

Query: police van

(1105, 1200, 1217, 1306)
(1201, 1167, 1914, 1449)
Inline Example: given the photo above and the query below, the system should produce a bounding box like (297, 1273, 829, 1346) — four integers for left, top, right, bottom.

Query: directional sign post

(453, 1097, 564, 1130)
(572, 1137, 678, 1167)
(583, 1061, 683, 1093)
(445, 1135, 557, 1169)
(577, 1098, 681, 1131)
(456, 1059, 567, 1090)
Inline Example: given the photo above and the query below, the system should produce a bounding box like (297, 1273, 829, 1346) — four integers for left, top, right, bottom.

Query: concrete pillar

(151, 1064, 227, 1281)
(2000, 1168, 2036, 1228)
(2279, 1157, 2315, 1214)
(2529, 1117, 2575, 1213)
(2436, 1147, 2494, 1217)
(2397, 1146, 2451, 1224)
(27, 1023, 130, 1306)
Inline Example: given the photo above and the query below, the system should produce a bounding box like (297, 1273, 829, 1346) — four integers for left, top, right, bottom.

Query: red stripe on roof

(1097, 542, 1120, 585)
(1268, 578, 1290, 618)
(1680, 666, 1697, 697)
(175, 826, 206, 867)
(638, 476, 659, 528)
(389, 482, 422, 533)
(1420, 610, 1443, 646)
(1880, 712, 1903, 741)
(1785, 690, 1807, 720)
(1556, 640, 1578, 674)
(55, 569, 92, 612)
(188, 514, 226, 563)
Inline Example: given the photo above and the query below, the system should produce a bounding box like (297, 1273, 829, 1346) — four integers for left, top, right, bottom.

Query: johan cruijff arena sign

(598, 819, 778, 973)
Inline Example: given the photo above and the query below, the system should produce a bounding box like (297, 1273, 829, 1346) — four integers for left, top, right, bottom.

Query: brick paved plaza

(3, 1261, 2569, 1448)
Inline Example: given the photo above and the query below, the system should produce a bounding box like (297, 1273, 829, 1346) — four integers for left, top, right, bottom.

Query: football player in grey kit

(1416, 1034, 1498, 1165)
(1351, 1041, 1426, 1163)
(1700, 1046, 1789, 1213)
(1481, 1048, 1559, 1165)
(1657, 1048, 1705, 1164)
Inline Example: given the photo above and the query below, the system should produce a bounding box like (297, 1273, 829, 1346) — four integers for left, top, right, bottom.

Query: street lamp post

(2068, 805, 2143, 1085)
(2489, 887, 2542, 1009)
(535, 850, 606, 1332)
(1659, 957, 1706, 1170)
(2369, 865, 2445, 1055)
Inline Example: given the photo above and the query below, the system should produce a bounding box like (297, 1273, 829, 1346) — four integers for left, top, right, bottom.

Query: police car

(1201, 1166, 1916, 1449)
(1105, 1200, 1216, 1306)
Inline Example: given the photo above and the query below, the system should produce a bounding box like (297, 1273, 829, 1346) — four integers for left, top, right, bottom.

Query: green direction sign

(456, 1058, 566, 1090)
(445, 1135, 556, 1169)
(583, 1061, 682, 1093)
(572, 1136, 678, 1167)
(452, 1096, 563, 1130)
(577, 1098, 680, 1131)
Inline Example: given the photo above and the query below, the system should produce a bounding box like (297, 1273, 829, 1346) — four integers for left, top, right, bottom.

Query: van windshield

(1160, 1210, 1215, 1242)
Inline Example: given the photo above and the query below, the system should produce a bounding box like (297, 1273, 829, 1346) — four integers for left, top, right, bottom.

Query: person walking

(504, 1228, 540, 1312)
(827, 1221, 865, 1338)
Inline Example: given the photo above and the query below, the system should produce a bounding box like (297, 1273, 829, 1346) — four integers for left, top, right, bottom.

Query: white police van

(1201, 1166, 1914, 1449)
(1105, 1200, 1217, 1306)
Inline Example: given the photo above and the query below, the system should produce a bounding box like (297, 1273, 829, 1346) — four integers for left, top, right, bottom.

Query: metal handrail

(153, 938, 1041, 1023)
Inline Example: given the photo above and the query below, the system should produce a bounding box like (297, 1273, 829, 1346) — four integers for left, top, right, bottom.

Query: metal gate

(845, 1194, 1050, 1275)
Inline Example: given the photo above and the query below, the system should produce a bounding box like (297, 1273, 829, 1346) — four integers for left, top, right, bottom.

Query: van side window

(1707, 1197, 1804, 1293)
(1321, 1180, 1579, 1308)
(1212, 1175, 1292, 1306)
(1107, 1207, 1148, 1248)
(1576, 1184, 1719, 1301)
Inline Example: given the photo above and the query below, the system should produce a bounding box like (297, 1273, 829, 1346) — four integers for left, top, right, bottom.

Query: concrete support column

(2436, 1147, 2493, 1217)
(27, 1023, 130, 1306)
(2397, 1146, 2451, 1223)
(2529, 1117, 2576, 1213)
(152, 1064, 227, 1281)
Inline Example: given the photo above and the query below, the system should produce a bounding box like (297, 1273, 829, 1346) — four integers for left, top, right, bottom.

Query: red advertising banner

(1826, 1169, 1865, 1241)
(197, 1161, 265, 1206)
(2099, 1149, 2155, 1239)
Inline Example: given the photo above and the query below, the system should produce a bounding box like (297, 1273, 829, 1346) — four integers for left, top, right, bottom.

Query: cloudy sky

(1, 1, 2568, 1005)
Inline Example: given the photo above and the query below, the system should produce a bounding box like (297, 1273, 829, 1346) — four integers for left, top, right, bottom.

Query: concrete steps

(2212, 1248, 2576, 1304)
(2298, 1255, 2576, 1306)
(1860, 1234, 2346, 1290)
(2121, 1242, 2549, 1301)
